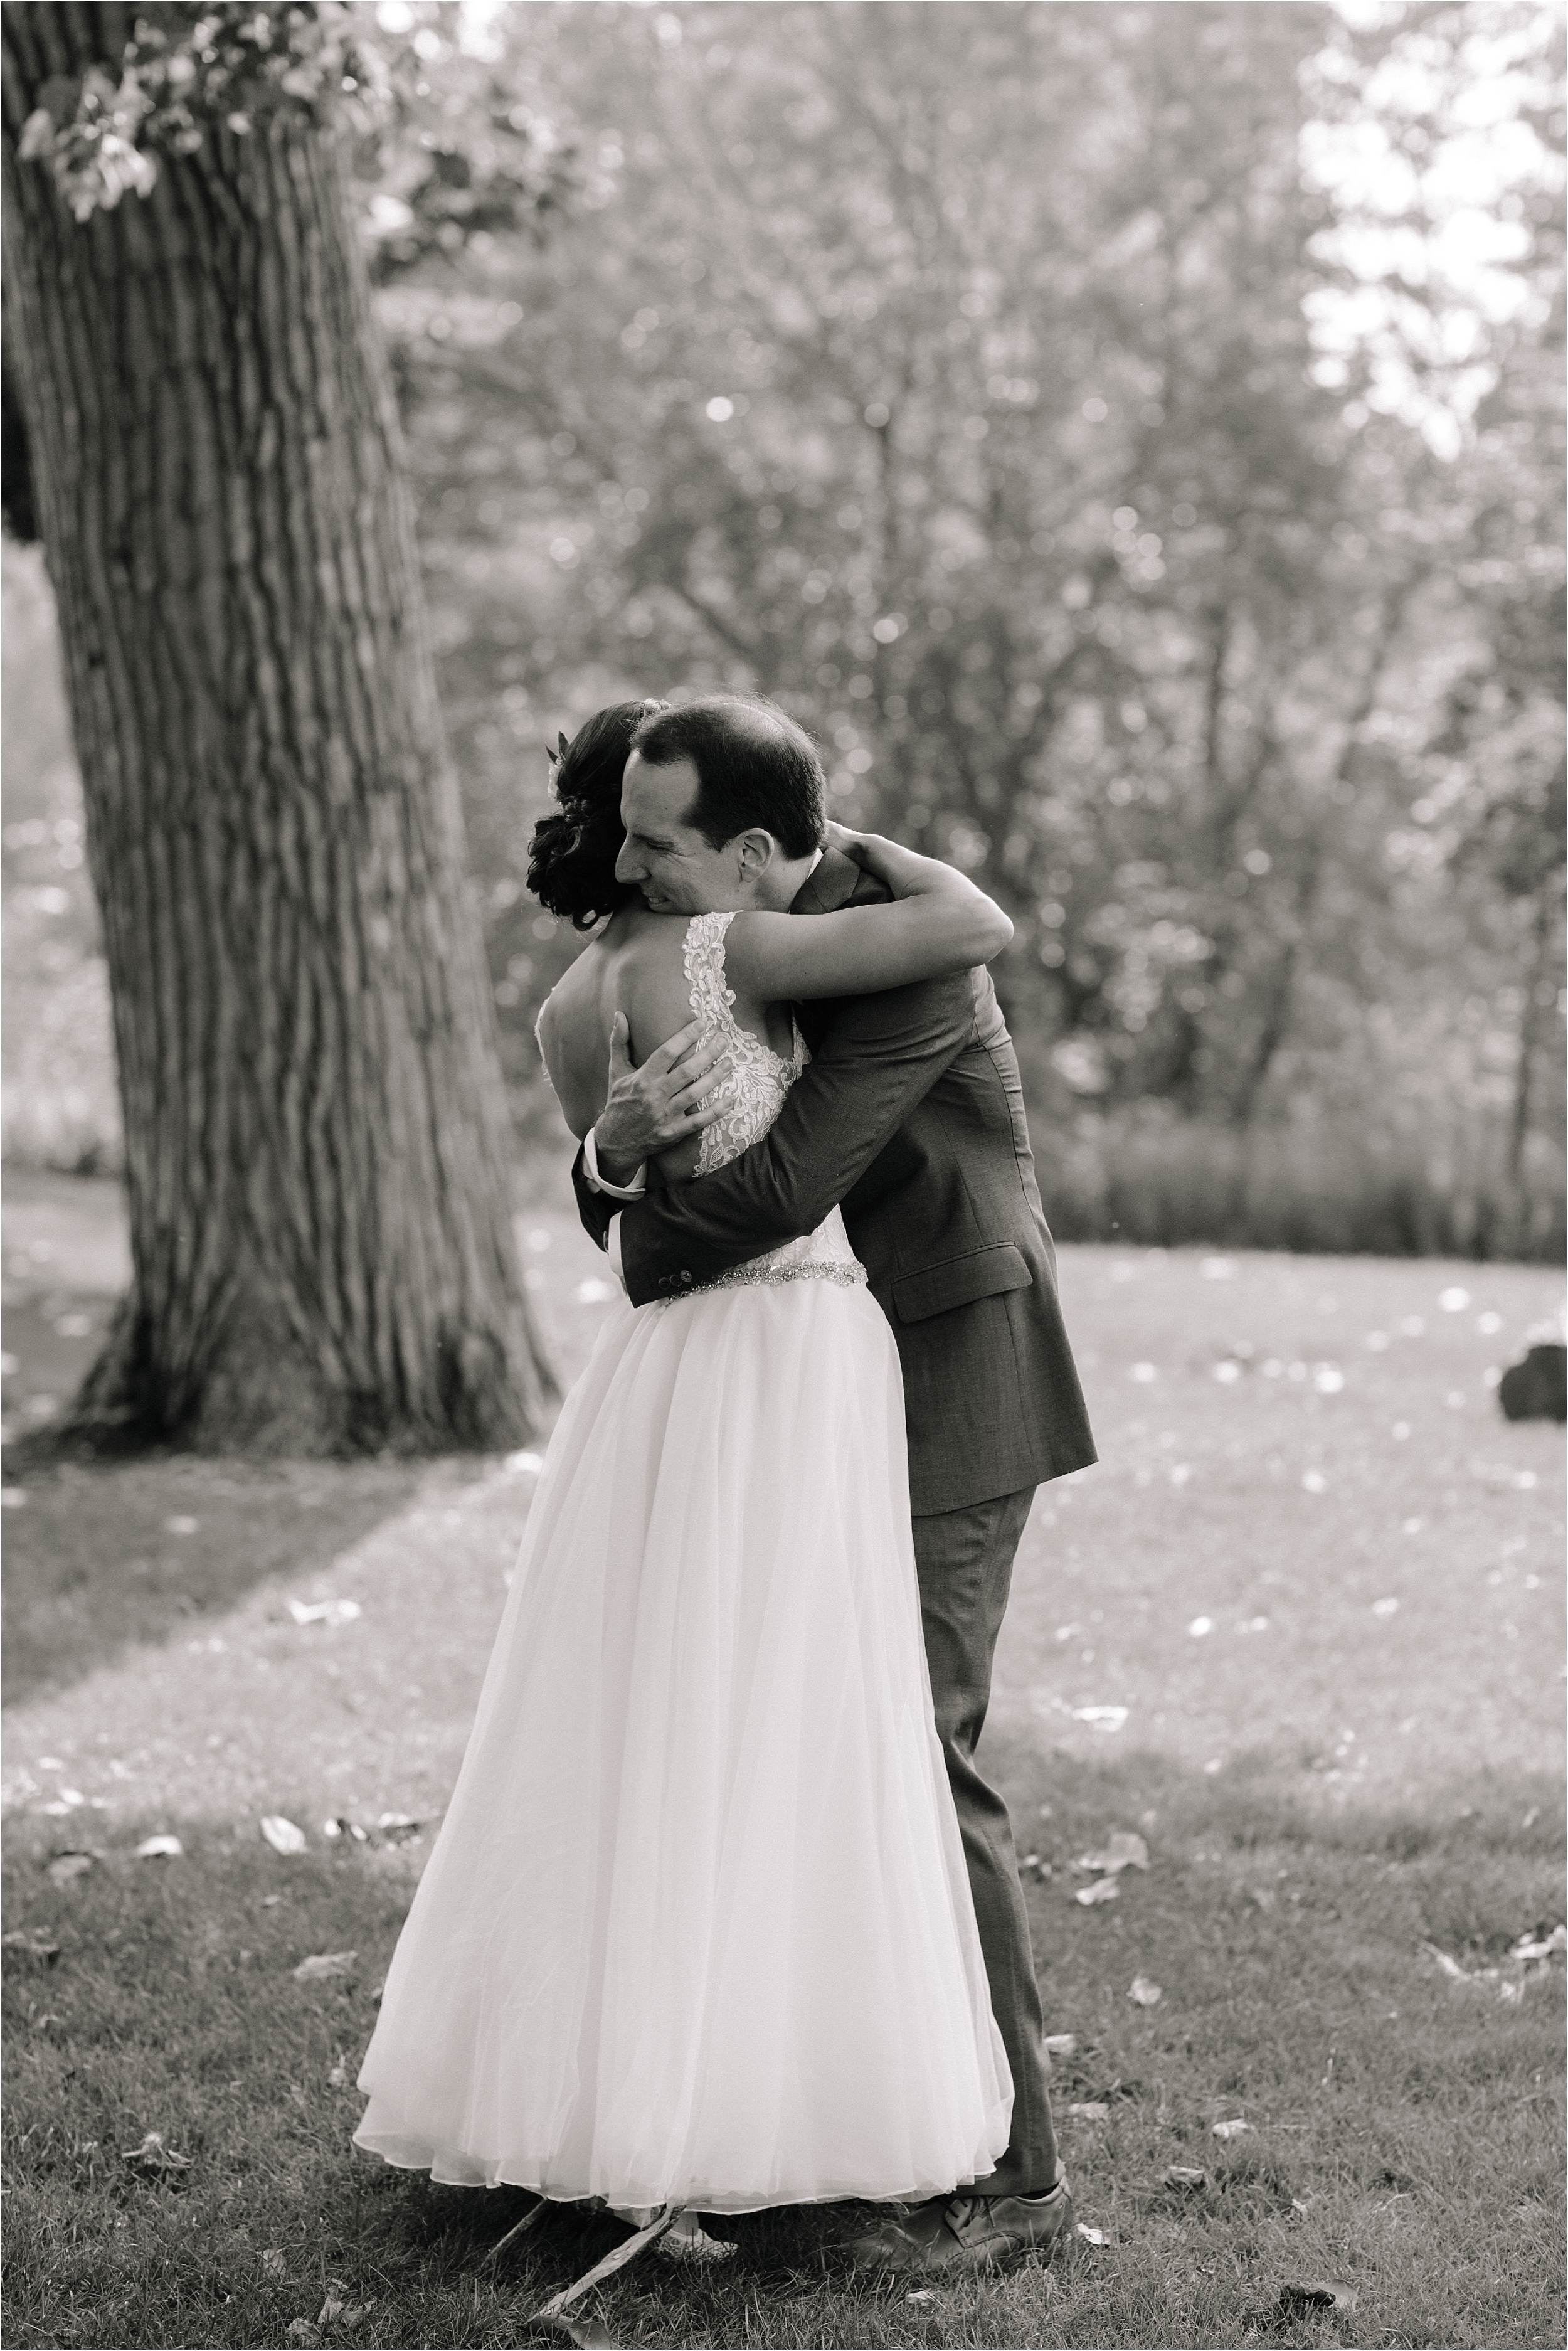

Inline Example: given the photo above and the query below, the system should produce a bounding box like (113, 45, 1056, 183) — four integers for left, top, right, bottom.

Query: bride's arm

(722, 827, 1012, 1002)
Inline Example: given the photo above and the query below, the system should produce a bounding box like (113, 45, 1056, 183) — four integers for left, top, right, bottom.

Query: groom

(569, 694, 1097, 2275)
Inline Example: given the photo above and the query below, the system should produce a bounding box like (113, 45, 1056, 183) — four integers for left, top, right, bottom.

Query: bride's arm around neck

(723, 830, 1012, 1004)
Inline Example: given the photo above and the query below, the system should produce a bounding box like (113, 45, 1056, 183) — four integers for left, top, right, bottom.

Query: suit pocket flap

(891, 1243, 1034, 1325)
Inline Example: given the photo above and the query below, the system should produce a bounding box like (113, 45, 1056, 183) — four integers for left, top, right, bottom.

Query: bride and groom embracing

(355, 692, 1098, 2279)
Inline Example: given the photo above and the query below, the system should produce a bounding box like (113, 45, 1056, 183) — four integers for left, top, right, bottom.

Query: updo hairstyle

(526, 698, 667, 931)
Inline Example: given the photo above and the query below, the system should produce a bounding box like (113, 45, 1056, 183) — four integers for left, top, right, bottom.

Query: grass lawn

(3, 1173, 1564, 2349)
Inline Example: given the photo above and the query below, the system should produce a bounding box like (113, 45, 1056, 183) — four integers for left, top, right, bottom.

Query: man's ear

(733, 827, 777, 880)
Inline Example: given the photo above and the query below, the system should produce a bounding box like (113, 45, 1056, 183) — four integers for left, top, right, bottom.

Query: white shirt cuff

(583, 1124, 647, 1201)
(607, 1214, 626, 1286)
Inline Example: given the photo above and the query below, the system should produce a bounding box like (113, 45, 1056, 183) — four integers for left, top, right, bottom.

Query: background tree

(2, 0, 554, 1452)
(379, 0, 1559, 1256)
(5, 1, 1561, 1264)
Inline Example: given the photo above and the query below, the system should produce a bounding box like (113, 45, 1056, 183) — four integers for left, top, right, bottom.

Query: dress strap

(682, 911, 739, 1035)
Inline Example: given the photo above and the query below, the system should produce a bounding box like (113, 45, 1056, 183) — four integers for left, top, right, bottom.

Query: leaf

(1076, 2223, 1108, 2246)
(285, 2325, 322, 2347)
(287, 1598, 361, 1627)
(1074, 1876, 1120, 1906)
(292, 1950, 357, 1982)
(3, 1929, 61, 1965)
(536, 2320, 613, 2347)
(906, 2287, 936, 2303)
(1043, 2032, 1077, 2056)
(121, 2129, 192, 2170)
(18, 107, 57, 161)
(1128, 1974, 1163, 2007)
(46, 1852, 93, 1886)
(1068, 2101, 1110, 2119)
(1163, 2165, 1208, 2189)
(262, 2249, 287, 2277)
(1211, 2118, 1250, 2140)
(1076, 1831, 1150, 1876)
(1278, 2281, 1358, 2317)
(261, 1815, 307, 1855)
(135, 1834, 183, 1859)
(327, 2059, 351, 2088)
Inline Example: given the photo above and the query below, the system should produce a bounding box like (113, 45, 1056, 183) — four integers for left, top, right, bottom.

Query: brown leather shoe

(848, 2177, 1074, 2276)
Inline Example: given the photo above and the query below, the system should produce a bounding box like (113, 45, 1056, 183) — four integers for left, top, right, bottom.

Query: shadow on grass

(0, 1445, 433, 1707)
(3, 1748, 1562, 2348)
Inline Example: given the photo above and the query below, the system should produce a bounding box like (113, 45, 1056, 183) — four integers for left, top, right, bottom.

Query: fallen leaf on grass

(1068, 2101, 1110, 2120)
(1511, 1924, 1566, 1963)
(1076, 2223, 1108, 2246)
(1076, 1831, 1149, 1876)
(287, 1598, 362, 1628)
(3, 1929, 60, 1965)
(1070, 1705, 1128, 1732)
(261, 1816, 307, 1856)
(1212, 2118, 1251, 2140)
(292, 1950, 357, 1982)
(285, 2325, 321, 2347)
(1163, 2165, 1207, 2189)
(1291, 2197, 1313, 2216)
(374, 1812, 423, 1840)
(1278, 2282, 1357, 2317)
(1074, 1876, 1120, 1907)
(1043, 2033, 1077, 2057)
(327, 2060, 351, 2089)
(1128, 1975, 1163, 2007)
(45, 1852, 94, 1886)
(135, 1834, 183, 1859)
(262, 2249, 287, 2277)
(906, 2288, 936, 2303)
(536, 2320, 613, 2348)
(322, 1818, 368, 1842)
(121, 2130, 192, 2172)
(317, 2285, 369, 2327)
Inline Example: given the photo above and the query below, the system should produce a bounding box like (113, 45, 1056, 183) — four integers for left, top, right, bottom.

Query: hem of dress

(351, 2130, 1008, 2216)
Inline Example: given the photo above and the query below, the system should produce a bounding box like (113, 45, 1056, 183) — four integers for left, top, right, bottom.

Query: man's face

(616, 751, 736, 913)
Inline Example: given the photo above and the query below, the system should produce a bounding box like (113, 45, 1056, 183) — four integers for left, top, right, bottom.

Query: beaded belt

(682, 1259, 868, 1300)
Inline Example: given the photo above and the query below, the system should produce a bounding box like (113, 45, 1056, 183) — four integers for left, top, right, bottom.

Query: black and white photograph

(2, 2, 1563, 2345)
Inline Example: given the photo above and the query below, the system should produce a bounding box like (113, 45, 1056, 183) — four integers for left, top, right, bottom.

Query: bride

(355, 696, 1018, 2218)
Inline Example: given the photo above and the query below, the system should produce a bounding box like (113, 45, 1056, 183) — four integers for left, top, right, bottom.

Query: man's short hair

(630, 696, 827, 860)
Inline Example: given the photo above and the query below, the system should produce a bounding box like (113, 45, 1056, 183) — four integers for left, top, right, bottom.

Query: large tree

(1, 1, 554, 1453)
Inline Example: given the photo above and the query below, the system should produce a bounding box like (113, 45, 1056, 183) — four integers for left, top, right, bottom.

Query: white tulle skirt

(354, 1268, 1012, 2213)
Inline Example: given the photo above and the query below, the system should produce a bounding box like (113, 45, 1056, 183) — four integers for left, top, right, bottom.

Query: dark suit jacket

(570, 849, 1097, 1515)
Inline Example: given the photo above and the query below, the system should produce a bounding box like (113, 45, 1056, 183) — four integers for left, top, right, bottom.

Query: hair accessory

(545, 729, 570, 792)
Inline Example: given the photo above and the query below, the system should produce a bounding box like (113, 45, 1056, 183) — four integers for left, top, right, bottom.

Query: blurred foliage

(4, 0, 1563, 1255)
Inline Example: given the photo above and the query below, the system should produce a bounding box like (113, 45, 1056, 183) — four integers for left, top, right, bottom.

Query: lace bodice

(676, 913, 864, 1296)
(684, 913, 804, 1177)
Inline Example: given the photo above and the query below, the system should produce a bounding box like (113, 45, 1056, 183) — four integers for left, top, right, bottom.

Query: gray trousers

(912, 1485, 1060, 2199)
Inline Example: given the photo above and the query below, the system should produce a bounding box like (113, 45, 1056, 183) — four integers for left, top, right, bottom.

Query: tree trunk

(2, 3, 556, 1454)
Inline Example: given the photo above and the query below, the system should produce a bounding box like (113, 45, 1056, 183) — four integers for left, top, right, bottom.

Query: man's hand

(592, 1014, 731, 1182)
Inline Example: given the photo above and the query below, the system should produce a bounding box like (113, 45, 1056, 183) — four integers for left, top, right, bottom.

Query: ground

(3, 1171, 1564, 2350)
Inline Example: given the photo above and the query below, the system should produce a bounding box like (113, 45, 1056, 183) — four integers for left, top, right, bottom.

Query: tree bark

(2, 3, 556, 1454)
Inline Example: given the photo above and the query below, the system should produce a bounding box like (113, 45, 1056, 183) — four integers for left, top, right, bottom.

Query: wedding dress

(354, 913, 1012, 2213)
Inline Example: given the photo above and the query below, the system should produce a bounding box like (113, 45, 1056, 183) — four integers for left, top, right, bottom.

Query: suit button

(680, 1271, 693, 1284)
